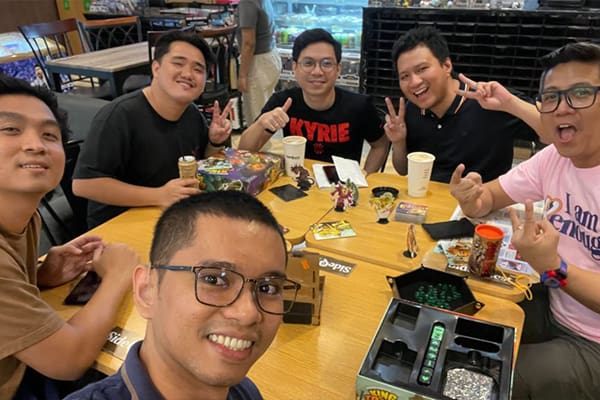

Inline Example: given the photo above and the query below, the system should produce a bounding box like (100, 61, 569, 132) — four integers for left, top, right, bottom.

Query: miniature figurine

(345, 179, 359, 206)
(403, 223, 419, 258)
(331, 182, 353, 212)
(369, 192, 395, 224)
(292, 165, 314, 191)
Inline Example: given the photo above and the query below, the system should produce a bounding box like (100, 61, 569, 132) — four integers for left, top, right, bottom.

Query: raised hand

(449, 164, 485, 215)
(208, 99, 234, 145)
(38, 235, 105, 287)
(457, 73, 515, 112)
(258, 97, 292, 133)
(509, 200, 560, 274)
(384, 97, 407, 143)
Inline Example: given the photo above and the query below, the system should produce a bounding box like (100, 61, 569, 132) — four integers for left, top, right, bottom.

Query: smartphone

(64, 271, 101, 305)
(323, 165, 340, 184)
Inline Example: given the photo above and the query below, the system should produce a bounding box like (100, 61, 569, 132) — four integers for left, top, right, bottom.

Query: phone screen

(323, 165, 340, 184)
(64, 271, 101, 305)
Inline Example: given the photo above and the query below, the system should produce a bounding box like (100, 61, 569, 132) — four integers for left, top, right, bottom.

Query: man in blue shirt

(66, 191, 300, 399)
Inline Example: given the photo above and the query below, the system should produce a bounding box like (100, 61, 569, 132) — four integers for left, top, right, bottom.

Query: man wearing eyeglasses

(65, 191, 300, 400)
(238, 28, 390, 174)
(450, 42, 600, 400)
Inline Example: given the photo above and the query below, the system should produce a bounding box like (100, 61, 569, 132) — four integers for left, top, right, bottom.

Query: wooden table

(42, 243, 524, 398)
(44, 42, 149, 98)
(257, 160, 333, 244)
(305, 173, 527, 302)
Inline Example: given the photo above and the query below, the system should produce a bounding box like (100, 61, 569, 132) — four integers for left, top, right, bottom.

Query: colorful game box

(197, 148, 283, 196)
(394, 201, 429, 223)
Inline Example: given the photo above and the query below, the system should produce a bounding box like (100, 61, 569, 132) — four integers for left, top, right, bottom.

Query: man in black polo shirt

(384, 26, 540, 183)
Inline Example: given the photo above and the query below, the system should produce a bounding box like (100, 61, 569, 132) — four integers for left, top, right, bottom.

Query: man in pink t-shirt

(450, 42, 600, 400)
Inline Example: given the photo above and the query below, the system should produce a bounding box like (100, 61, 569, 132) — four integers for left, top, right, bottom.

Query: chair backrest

(77, 16, 143, 52)
(61, 140, 88, 235)
(18, 18, 81, 85)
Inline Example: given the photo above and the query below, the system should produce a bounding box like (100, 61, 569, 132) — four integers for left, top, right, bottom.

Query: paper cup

(468, 224, 504, 277)
(407, 152, 435, 197)
(282, 136, 307, 177)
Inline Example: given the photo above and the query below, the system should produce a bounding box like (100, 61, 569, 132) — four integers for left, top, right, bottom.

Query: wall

(0, 0, 59, 32)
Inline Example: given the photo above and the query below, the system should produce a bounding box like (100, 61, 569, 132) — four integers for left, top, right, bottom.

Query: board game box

(197, 148, 283, 196)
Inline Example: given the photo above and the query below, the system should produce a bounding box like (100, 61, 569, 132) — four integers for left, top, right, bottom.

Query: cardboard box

(197, 148, 283, 196)
(356, 298, 515, 400)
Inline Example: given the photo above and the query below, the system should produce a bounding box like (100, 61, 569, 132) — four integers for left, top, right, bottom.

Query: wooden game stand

(283, 250, 325, 325)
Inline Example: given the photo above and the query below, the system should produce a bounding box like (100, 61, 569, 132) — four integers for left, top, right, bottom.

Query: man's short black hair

(153, 30, 216, 66)
(539, 41, 600, 91)
(292, 28, 342, 63)
(0, 73, 68, 143)
(150, 191, 287, 270)
(391, 26, 451, 66)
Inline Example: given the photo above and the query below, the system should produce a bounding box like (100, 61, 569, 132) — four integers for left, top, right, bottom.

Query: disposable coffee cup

(468, 224, 504, 277)
(178, 155, 198, 188)
(407, 152, 435, 197)
(282, 136, 307, 177)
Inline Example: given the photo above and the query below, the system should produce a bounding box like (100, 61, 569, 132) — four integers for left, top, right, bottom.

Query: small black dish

(372, 186, 399, 199)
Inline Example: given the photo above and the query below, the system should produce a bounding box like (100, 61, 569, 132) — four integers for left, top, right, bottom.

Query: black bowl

(372, 186, 399, 199)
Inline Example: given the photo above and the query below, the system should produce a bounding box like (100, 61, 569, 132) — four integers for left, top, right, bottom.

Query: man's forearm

(505, 96, 545, 141)
(364, 141, 389, 174)
(238, 121, 271, 152)
(391, 141, 408, 175)
(73, 177, 162, 208)
(239, 29, 256, 79)
(563, 265, 600, 314)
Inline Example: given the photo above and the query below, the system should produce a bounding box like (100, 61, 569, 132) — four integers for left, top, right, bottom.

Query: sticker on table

(102, 327, 143, 361)
(319, 255, 356, 276)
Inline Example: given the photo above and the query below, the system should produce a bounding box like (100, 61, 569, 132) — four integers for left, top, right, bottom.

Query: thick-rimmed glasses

(297, 57, 337, 73)
(535, 86, 600, 113)
(151, 264, 301, 315)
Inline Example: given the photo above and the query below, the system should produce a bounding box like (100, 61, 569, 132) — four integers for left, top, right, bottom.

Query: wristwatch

(540, 259, 568, 288)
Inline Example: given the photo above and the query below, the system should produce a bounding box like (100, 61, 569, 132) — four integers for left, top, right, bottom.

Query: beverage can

(468, 224, 504, 277)
(178, 155, 199, 188)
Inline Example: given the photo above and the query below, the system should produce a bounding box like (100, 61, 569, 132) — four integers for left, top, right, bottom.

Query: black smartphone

(422, 218, 476, 240)
(323, 165, 340, 184)
(269, 184, 308, 201)
(64, 271, 101, 305)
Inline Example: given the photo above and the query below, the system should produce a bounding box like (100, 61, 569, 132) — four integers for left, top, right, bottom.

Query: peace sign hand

(384, 97, 407, 143)
(457, 73, 513, 112)
(208, 99, 234, 145)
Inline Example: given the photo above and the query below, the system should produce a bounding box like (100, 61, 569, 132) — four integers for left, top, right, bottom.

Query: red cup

(468, 224, 504, 277)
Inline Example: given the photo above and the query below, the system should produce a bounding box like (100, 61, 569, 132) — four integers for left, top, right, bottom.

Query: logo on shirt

(547, 193, 600, 260)
(289, 118, 350, 143)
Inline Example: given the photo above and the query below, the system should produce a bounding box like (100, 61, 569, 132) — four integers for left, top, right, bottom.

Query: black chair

(18, 18, 113, 99)
(39, 140, 88, 246)
(77, 16, 143, 52)
(77, 16, 150, 93)
(196, 24, 241, 119)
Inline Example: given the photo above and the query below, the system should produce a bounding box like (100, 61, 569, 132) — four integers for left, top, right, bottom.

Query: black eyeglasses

(151, 264, 301, 315)
(297, 57, 337, 72)
(535, 85, 600, 113)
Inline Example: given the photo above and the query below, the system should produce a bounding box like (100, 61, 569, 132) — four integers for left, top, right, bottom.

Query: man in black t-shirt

(238, 29, 389, 174)
(73, 31, 234, 228)
(384, 26, 541, 183)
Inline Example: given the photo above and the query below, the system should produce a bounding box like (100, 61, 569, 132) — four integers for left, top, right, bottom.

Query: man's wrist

(208, 138, 228, 147)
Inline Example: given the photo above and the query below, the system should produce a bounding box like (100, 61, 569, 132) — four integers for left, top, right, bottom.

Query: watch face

(544, 277, 561, 288)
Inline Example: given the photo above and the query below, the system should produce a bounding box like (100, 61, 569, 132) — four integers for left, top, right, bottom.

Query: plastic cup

(468, 224, 504, 277)
(407, 152, 435, 197)
(282, 136, 307, 177)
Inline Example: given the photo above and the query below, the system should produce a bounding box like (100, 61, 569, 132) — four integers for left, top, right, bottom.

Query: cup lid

(475, 224, 504, 240)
